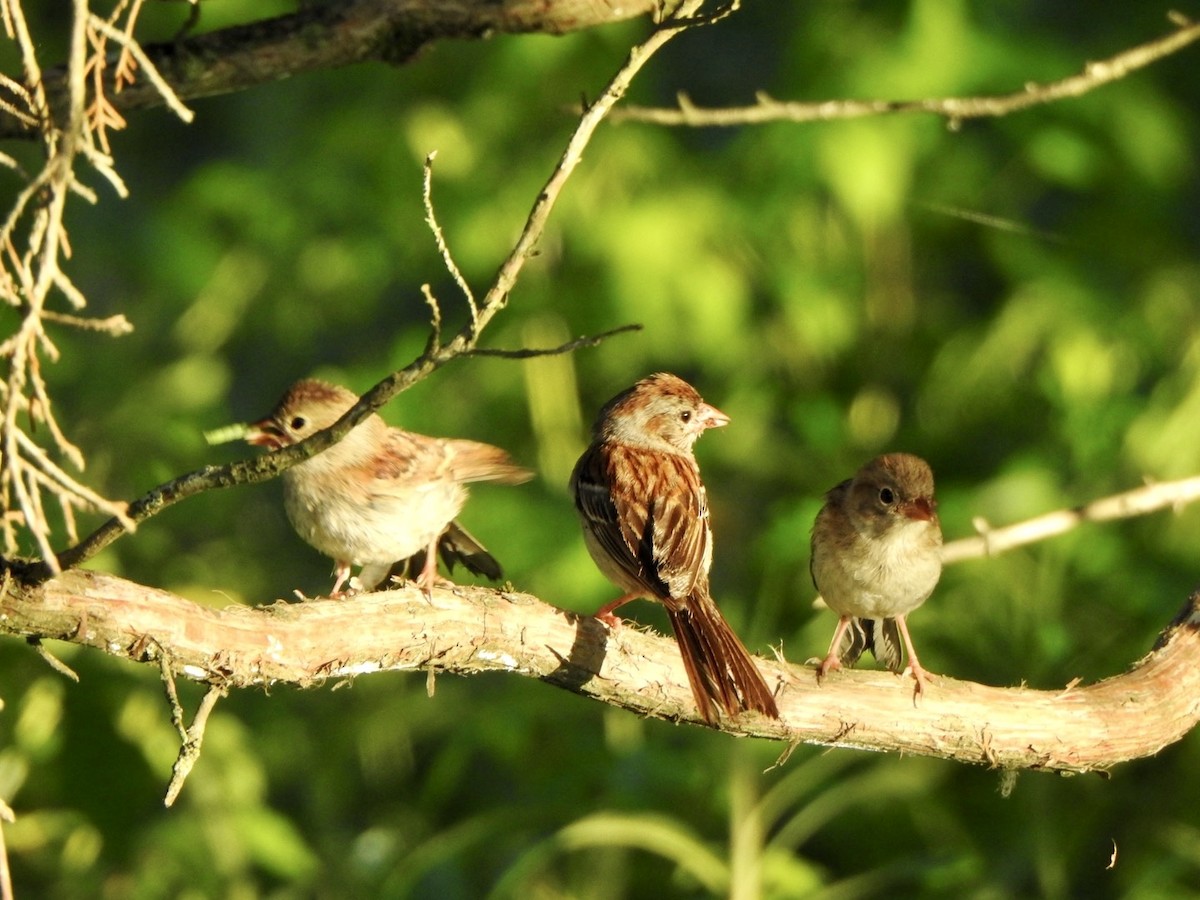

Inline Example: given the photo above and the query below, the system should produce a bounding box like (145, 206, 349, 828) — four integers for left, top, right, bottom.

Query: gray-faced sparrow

(571, 372, 779, 724)
(810, 452, 943, 697)
(246, 379, 531, 596)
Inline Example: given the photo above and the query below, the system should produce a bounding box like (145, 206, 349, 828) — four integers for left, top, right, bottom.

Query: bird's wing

(574, 443, 709, 602)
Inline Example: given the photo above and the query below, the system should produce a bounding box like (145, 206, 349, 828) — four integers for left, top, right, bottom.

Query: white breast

(813, 518, 941, 619)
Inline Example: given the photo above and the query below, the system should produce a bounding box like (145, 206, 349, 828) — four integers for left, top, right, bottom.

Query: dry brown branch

(942, 474, 1200, 565)
(0, 0, 192, 574)
(162, 666, 227, 808)
(611, 16, 1200, 127)
(466, 323, 643, 359)
(3, 567, 1197, 775)
(0, 0, 660, 140)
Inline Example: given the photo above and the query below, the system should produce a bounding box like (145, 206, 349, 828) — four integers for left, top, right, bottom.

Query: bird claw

(814, 654, 843, 684)
(903, 663, 935, 702)
(596, 611, 624, 629)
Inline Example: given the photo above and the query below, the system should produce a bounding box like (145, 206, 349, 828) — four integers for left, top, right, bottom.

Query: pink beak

(245, 418, 284, 450)
(901, 496, 936, 521)
(699, 402, 730, 430)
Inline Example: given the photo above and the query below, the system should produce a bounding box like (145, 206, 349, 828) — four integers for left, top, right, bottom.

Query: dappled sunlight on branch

(2, 569, 1198, 779)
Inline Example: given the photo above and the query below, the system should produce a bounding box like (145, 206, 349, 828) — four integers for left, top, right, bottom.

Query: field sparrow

(810, 453, 943, 697)
(571, 372, 779, 724)
(246, 379, 531, 596)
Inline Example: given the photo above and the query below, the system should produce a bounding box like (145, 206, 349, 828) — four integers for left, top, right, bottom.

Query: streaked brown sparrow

(571, 372, 779, 723)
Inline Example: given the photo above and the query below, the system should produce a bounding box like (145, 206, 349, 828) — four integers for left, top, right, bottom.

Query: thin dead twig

(160, 651, 228, 806)
(942, 474, 1200, 565)
(612, 16, 1200, 127)
(466, 324, 643, 359)
(47, 0, 713, 575)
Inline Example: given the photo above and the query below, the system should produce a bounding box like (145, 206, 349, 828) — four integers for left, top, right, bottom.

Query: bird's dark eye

(289, 416, 307, 431)
(680, 410, 692, 423)
(879, 487, 895, 505)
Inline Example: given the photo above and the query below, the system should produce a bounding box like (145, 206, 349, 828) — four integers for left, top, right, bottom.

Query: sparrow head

(845, 452, 939, 537)
(246, 379, 359, 450)
(593, 372, 729, 453)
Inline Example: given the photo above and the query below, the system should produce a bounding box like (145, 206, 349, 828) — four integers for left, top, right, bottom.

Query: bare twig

(47, 0, 711, 576)
(0, 0, 188, 574)
(26, 635, 80, 681)
(423, 151, 478, 329)
(942, 474, 1200, 565)
(466, 323, 642, 359)
(611, 16, 1200, 127)
(87, 16, 194, 124)
(160, 653, 227, 807)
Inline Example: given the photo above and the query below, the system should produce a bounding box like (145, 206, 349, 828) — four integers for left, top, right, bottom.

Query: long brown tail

(666, 597, 779, 724)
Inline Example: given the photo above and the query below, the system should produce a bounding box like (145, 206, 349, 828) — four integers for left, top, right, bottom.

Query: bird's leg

(815, 615, 853, 683)
(416, 535, 440, 601)
(894, 614, 933, 700)
(330, 562, 355, 598)
(593, 593, 641, 628)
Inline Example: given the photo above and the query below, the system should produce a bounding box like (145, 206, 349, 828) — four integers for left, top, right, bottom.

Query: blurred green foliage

(2, 0, 1200, 897)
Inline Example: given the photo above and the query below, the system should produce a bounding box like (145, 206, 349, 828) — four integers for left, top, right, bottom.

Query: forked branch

(37, 1, 709, 577)
(612, 15, 1200, 127)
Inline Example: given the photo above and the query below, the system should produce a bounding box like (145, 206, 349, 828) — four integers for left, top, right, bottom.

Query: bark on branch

(3, 567, 1198, 776)
(0, 0, 656, 139)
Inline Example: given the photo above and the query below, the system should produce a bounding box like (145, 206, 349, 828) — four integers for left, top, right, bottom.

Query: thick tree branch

(2, 567, 1197, 775)
(610, 15, 1200, 127)
(0, 0, 657, 140)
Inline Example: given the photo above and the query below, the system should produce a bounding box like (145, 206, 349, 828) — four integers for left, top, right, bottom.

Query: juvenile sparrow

(571, 373, 779, 724)
(810, 453, 943, 697)
(246, 379, 531, 596)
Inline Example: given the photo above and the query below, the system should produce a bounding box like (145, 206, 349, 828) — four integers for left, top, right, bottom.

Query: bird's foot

(903, 661, 936, 703)
(595, 610, 624, 629)
(814, 653, 843, 684)
(593, 593, 639, 629)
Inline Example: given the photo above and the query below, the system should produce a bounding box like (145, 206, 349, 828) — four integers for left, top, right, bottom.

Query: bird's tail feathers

(448, 440, 533, 485)
(667, 598, 779, 724)
(842, 617, 904, 672)
(391, 520, 504, 582)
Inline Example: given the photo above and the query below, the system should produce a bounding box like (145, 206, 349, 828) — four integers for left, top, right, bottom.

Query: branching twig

(423, 151, 478, 329)
(942, 474, 1200, 565)
(466, 324, 642, 359)
(45, 0, 711, 576)
(0, 0, 191, 574)
(159, 654, 227, 806)
(611, 15, 1200, 127)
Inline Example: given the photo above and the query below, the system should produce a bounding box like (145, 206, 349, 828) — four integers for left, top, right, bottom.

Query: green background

(3, 1, 1200, 896)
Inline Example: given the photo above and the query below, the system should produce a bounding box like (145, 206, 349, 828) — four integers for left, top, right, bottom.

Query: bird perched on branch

(810, 453, 943, 697)
(245, 379, 531, 596)
(571, 372, 779, 724)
